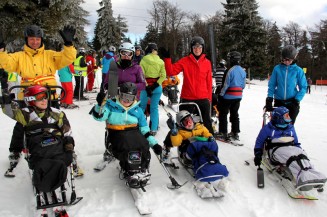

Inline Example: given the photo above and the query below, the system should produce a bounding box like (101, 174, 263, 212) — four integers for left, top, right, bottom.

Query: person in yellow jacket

(162, 75, 180, 105)
(0, 24, 77, 174)
(139, 43, 166, 135)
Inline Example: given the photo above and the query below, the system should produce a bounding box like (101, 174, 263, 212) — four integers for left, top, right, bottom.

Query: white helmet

(119, 42, 135, 52)
(109, 45, 116, 52)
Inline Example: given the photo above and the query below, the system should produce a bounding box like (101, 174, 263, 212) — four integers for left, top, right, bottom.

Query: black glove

(0, 31, 5, 49)
(166, 116, 175, 130)
(64, 143, 74, 152)
(152, 144, 163, 155)
(208, 136, 215, 142)
(170, 128, 178, 136)
(0, 90, 15, 105)
(59, 25, 76, 46)
(146, 86, 153, 96)
(265, 97, 273, 112)
(254, 148, 263, 166)
(292, 98, 299, 106)
(96, 92, 106, 106)
(158, 47, 170, 58)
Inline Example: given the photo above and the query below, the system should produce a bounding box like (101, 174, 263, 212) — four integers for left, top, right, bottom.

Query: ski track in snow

(1, 72, 327, 217)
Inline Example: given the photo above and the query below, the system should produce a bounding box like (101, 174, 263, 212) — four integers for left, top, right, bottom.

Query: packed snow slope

(1, 75, 327, 217)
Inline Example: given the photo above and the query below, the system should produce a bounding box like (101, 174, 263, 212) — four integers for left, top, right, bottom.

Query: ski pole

(154, 153, 186, 189)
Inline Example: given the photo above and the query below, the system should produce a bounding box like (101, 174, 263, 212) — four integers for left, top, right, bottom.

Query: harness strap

(286, 154, 310, 170)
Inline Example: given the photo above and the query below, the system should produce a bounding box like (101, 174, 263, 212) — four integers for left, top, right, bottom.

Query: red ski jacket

(164, 54, 212, 101)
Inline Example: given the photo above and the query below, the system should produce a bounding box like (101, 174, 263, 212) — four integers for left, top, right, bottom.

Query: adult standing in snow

(160, 36, 214, 134)
(265, 45, 307, 124)
(0, 24, 76, 173)
(139, 43, 166, 135)
(85, 49, 98, 92)
(307, 77, 312, 94)
(217, 51, 246, 141)
(58, 64, 78, 109)
(133, 45, 143, 65)
(100, 46, 116, 93)
(73, 47, 88, 100)
(254, 106, 326, 189)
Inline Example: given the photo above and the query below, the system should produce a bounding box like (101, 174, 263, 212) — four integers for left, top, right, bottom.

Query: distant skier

(91, 82, 162, 188)
(163, 110, 229, 198)
(254, 106, 326, 190)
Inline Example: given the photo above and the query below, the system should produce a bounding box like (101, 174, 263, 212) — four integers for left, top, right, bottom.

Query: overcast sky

(82, 0, 327, 43)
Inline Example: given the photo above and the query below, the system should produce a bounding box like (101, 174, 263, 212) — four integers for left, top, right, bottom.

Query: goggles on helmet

(119, 92, 135, 103)
(25, 92, 48, 102)
(192, 44, 203, 49)
(120, 50, 133, 57)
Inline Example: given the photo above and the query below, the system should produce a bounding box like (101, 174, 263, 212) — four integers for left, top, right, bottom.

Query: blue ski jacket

(254, 122, 301, 151)
(268, 63, 307, 102)
(220, 65, 246, 100)
(92, 98, 157, 147)
(101, 52, 114, 74)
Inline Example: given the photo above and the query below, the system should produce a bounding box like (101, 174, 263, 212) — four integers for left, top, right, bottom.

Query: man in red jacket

(160, 36, 213, 134)
(85, 49, 98, 92)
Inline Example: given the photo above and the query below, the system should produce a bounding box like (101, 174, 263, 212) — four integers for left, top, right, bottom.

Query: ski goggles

(192, 44, 203, 49)
(282, 58, 293, 62)
(119, 92, 135, 103)
(120, 50, 133, 57)
(181, 115, 193, 127)
(283, 112, 292, 123)
(25, 92, 48, 102)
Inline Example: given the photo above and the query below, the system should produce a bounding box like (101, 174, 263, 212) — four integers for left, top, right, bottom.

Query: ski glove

(0, 90, 15, 105)
(254, 148, 263, 166)
(170, 128, 178, 136)
(96, 92, 106, 106)
(152, 144, 163, 155)
(166, 116, 175, 130)
(158, 47, 170, 58)
(59, 25, 76, 46)
(265, 97, 273, 112)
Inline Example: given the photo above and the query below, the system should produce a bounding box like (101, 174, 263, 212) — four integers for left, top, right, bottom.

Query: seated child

(254, 106, 326, 190)
(1, 85, 76, 192)
(91, 82, 162, 188)
(164, 110, 229, 198)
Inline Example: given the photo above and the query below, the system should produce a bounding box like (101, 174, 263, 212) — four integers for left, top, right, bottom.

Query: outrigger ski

(4, 162, 19, 177)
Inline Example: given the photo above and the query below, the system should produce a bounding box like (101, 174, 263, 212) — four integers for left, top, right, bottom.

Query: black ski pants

(74, 76, 84, 98)
(218, 98, 241, 134)
(179, 98, 214, 134)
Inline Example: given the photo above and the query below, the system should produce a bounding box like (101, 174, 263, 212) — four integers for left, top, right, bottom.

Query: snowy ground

(1, 72, 327, 217)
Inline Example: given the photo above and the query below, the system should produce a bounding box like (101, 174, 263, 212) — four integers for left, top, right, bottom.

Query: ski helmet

(227, 51, 241, 65)
(24, 25, 44, 38)
(176, 110, 194, 129)
(135, 45, 142, 51)
(282, 45, 298, 60)
(109, 45, 116, 52)
(145, 43, 158, 55)
(190, 36, 205, 49)
(24, 85, 48, 107)
(219, 59, 227, 67)
(119, 42, 135, 52)
(78, 47, 86, 55)
(119, 82, 137, 103)
(271, 106, 292, 128)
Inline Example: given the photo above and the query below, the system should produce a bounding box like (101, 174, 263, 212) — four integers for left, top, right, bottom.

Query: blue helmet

(271, 106, 292, 128)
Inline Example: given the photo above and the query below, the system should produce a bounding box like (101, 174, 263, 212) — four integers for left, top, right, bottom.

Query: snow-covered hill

(1, 75, 327, 217)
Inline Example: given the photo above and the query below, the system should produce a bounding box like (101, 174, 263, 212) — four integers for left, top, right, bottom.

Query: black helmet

(135, 45, 142, 50)
(227, 51, 241, 65)
(190, 36, 205, 48)
(282, 45, 298, 59)
(219, 59, 227, 67)
(119, 82, 137, 95)
(145, 43, 158, 54)
(24, 25, 44, 38)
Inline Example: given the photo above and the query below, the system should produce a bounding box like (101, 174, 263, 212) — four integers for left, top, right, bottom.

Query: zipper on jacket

(284, 66, 288, 100)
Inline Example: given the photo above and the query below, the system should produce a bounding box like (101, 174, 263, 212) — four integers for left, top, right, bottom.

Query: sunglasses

(119, 92, 135, 103)
(120, 50, 133, 57)
(25, 92, 48, 102)
(192, 45, 203, 49)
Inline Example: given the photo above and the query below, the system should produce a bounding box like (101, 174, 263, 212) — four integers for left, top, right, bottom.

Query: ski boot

(227, 132, 240, 141)
(215, 132, 231, 142)
(126, 171, 151, 188)
(103, 148, 115, 162)
(72, 153, 84, 177)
